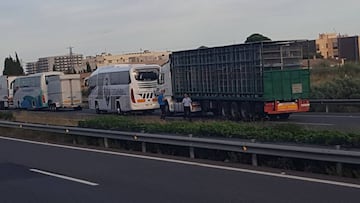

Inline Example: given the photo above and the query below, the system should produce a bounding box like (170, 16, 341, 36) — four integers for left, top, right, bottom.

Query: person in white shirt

(182, 93, 192, 121)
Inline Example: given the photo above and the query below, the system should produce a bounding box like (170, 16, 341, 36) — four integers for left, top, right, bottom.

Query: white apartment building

(26, 54, 83, 74)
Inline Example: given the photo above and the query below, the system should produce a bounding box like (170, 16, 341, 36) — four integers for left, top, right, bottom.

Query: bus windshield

(134, 69, 159, 81)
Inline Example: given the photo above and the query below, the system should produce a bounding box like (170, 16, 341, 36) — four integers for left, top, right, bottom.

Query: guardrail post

(251, 139, 258, 166)
(335, 145, 342, 175)
(326, 104, 329, 113)
(104, 138, 109, 148)
(189, 134, 195, 159)
(252, 154, 258, 167)
(72, 137, 77, 145)
(142, 142, 146, 153)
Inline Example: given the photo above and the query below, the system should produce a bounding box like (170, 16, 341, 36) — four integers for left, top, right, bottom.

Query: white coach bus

(13, 72, 63, 109)
(87, 64, 160, 114)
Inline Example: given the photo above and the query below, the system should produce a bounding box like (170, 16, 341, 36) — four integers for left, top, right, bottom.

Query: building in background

(102, 50, 170, 66)
(26, 54, 83, 74)
(74, 50, 170, 73)
(25, 62, 37, 74)
(37, 57, 55, 73)
(53, 54, 83, 72)
(315, 33, 360, 63)
(316, 33, 339, 59)
(338, 36, 360, 63)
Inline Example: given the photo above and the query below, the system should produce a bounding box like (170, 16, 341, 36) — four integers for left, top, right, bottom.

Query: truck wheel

(240, 102, 250, 121)
(220, 102, 229, 119)
(279, 113, 290, 120)
(74, 106, 82, 111)
(268, 114, 278, 120)
(230, 102, 240, 120)
(49, 104, 57, 112)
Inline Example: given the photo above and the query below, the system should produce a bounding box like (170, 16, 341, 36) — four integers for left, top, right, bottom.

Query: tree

(3, 52, 25, 76)
(245, 33, 271, 43)
(86, 62, 92, 73)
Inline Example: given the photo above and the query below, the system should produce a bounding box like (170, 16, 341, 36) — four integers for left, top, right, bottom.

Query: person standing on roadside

(158, 89, 166, 120)
(182, 93, 192, 121)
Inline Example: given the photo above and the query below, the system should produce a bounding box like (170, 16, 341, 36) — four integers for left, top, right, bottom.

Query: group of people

(157, 89, 192, 121)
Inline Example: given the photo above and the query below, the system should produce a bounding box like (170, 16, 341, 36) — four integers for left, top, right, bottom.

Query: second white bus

(87, 64, 160, 113)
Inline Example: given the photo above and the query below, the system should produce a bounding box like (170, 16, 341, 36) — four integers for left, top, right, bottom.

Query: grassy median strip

(78, 115, 360, 148)
(0, 111, 14, 120)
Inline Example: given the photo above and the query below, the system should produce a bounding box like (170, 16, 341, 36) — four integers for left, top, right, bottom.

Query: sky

(1, 0, 359, 70)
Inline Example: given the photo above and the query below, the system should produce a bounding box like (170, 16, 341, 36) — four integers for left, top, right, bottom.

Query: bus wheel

(116, 102, 122, 115)
(49, 104, 57, 112)
(95, 102, 100, 114)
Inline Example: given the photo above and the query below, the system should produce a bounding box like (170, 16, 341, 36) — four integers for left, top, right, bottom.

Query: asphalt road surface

(0, 136, 359, 203)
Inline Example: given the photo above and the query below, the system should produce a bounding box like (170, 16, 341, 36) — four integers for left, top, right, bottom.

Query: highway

(285, 112, 360, 132)
(0, 136, 359, 203)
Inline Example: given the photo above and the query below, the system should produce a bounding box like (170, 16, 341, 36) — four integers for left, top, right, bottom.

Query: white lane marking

(30, 168, 99, 186)
(1, 136, 360, 189)
(293, 114, 360, 119)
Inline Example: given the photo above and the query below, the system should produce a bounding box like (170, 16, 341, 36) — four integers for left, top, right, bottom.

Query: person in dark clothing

(158, 89, 166, 120)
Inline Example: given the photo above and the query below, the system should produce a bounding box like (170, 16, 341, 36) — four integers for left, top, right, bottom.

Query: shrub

(0, 112, 14, 120)
(78, 116, 360, 147)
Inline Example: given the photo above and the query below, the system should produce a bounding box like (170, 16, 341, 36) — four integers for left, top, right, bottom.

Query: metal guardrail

(310, 99, 360, 113)
(0, 120, 359, 173)
(310, 99, 360, 104)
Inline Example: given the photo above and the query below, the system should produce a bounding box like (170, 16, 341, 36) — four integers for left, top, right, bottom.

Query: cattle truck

(161, 40, 310, 120)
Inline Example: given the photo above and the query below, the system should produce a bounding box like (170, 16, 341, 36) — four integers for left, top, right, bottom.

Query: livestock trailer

(169, 40, 310, 120)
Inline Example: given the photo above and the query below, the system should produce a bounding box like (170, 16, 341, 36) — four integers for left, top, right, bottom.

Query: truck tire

(279, 113, 290, 120)
(49, 104, 57, 112)
(240, 102, 250, 121)
(230, 102, 240, 120)
(220, 102, 230, 119)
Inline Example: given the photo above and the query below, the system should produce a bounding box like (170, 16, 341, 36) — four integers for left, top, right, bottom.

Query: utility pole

(68, 46, 74, 73)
